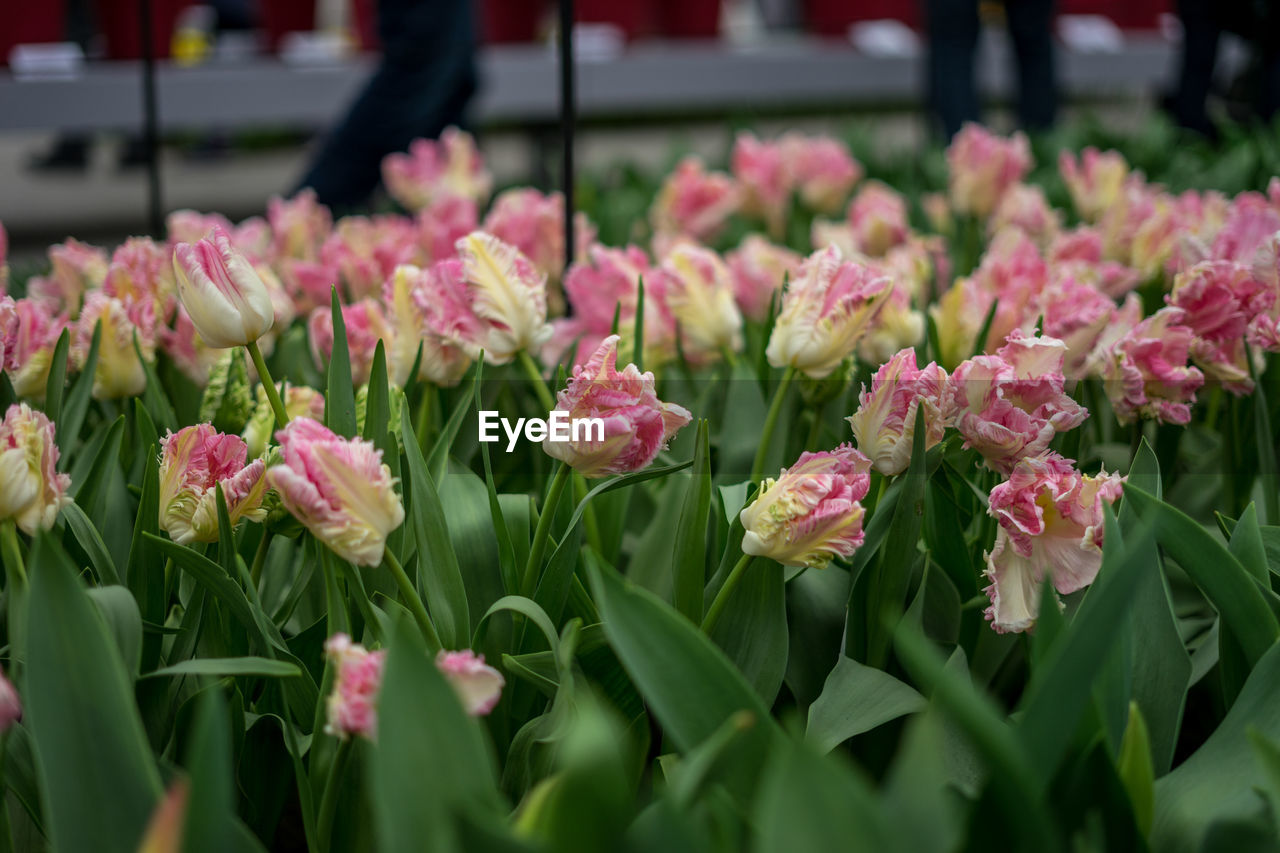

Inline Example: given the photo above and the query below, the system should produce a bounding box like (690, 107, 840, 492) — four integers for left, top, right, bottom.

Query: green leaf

(362, 340, 392, 446)
(882, 710, 965, 853)
(1117, 702, 1155, 838)
(426, 374, 477, 485)
(325, 286, 357, 438)
(370, 614, 505, 853)
(43, 326, 70, 424)
(25, 534, 161, 853)
(398, 398, 470, 649)
(146, 657, 302, 679)
(672, 419, 712, 623)
(87, 585, 143, 681)
(633, 276, 645, 375)
(182, 688, 258, 853)
(57, 319, 100, 467)
(1153, 642, 1280, 852)
(71, 414, 124, 518)
(1124, 485, 1280, 668)
(806, 655, 926, 753)
(134, 331, 177, 434)
(705, 558, 789, 705)
(128, 450, 165, 670)
(62, 500, 121, 585)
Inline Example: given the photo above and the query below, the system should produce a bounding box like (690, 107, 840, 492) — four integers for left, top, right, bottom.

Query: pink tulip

(442, 232, 552, 365)
(173, 226, 276, 349)
(167, 210, 233, 247)
(1058, 147, 1129, 223)
(950, 332, 1088, 474)
(416, 195, 478, 263)
(482, 188, 596, 284)
(766, 245, 892, 378)
(307, 299, 393, 387)
(268, 418, 405, 566)
(650, 156, 740, 246)
(1208, 187, 1280, 264)
(320, 216, 420, 302)
(847, 181, 909, 257)
(857, 279, 925, 366)
(268, 189, 333, 263)
(1247, 232, 1280, 352)
(0, 221, 8, 294)
(546, 244, 653, 367)
(1098, 307, 1204, 425)
(1039, 270, 1117, 379)
(161, 307, 222, 387)
(1048, 228, 1141, 298)
(989, 183, 1061, 250)
(381, 128, 492, 212)
(1, 297, 66, 399)
(1168, 259, 1270, 395)
(847, 349, 951, 476)
(25, 239, 109, 316)
(104, 237, 177, 322)
(435, 650, 505, 716)
(739, 444, 872, 569)
(984, 452, 1124, 633)
(542, 335, 692, 477)
(732, 133, 790, 237)
(72, 291, 158, 400)
(652, 243, 743, 363)
(324, 634, 386, 739)
(780, 132, 862, 214)
(381, 264, 473, 387)
(158, 424, 268, 545)
(0, 670, 20, 733)
(725, 236, 802, 323)
(0, 403, 71, 535)
(946, 124, 1031, 219)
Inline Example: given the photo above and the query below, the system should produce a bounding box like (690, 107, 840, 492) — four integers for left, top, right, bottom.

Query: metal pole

(558, 0, 576, 272)
(138, 0, 164, 236)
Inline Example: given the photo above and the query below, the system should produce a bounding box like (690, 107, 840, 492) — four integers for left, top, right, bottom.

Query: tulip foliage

(4, 123, 1280, 853)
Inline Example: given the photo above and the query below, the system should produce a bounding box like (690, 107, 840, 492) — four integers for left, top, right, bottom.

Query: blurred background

(1, 0, 1276, 257)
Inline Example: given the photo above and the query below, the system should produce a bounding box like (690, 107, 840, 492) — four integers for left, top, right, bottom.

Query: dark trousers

(296, 0, 479, 209)
(1171, 0, 1280, 135)
(922, 0, 1057, 139)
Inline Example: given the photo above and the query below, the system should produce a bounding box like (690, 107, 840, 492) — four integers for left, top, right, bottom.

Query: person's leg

(296, 0, 479, 209)
(1168, 0, 1220, 136)
(922, 0, 982, 139)
(1004, 0, 1056, 131)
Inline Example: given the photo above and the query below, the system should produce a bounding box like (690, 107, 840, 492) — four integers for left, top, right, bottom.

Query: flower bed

(1, 121, 1280, 852)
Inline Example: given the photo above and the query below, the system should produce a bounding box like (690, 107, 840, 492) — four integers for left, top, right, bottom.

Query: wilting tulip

(740, 444, 872, 569)
(654, 243, 743, 362)
(307, 298, 394, 387)
(732, 133, 790, 237)
(1099, 307, 1206, 425)
(441, 232, 552, 365)
(158, 424, 268, 545)
(1058, 147, 1129, 224)
(381, 127, 492, 212)
(780, 132, 863, 214)
(0, 670, 21, 733)
(25, 238, 109, 317)
(72, 291, 157, 400)
(268, 189, 332, 263)
(269, 418, 405, 566)
(726, 236, 802, 323)
(324, 634, 386, 740)
(984, 452, 1124, 633)
(382, 264, 472, 387)
(1, 297, 66, 399)
(242, 383, 325, 458)
(436, 650, 505, 716)
(847, 349, 951, 476)
(946, 124, 1031, 219)
(542, 335, 692, 477)
(766, 245, 892, 379)
(848, 181, 909, 257)
(173, 226, 276, 349)
(950, 332, 1088, 474)
(650, 156, 740, 246)
(0, 403, 71, 535)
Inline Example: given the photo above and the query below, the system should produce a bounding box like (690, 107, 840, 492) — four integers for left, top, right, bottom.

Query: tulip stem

(751, 367, 797, 484)
(0, 522, 26, 594)
(315, 736, 353, 853)
(0, 521, 27, 677)
(522, 463, 572, 598)
(250, 529, 273, 590)
(573, 472, 605, 557)
(702, 554, 754, 636)
(517, 350, 557, 413)
(247, 340, 290, 430)
(382, 547, 442, 653)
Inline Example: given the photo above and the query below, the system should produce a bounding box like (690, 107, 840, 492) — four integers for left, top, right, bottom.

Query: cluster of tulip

(1, 121, 1279, 852)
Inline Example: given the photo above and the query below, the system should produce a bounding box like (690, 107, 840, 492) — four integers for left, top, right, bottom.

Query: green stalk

(521, 464, 572, 598)
(250, 529, 273, 590)
(751, 367, 797, 484)
(247, 340, 290, 429)
(702, 554, 754, 636)
(573, 472, 605, 557)
(382, 547, 441, 652)
(0, 521, 27, 673)
(517, 350, 557, 413)
(315, 737, 353, 853)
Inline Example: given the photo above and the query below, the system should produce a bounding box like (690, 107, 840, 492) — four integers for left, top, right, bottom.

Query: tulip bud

(159, 424, 268, 545)
(847, 349, 951, 476)
(197, 348, 254, 434)
(324, 633, 386, 740)
(436, 650, 504, 716)
(766, 246, 892, 379)
(172, 226, 276, 348)
(740, 444, 872, 569)
(0, 403, 72, 535)
(268, 418, 405, 566)
(542, 335, 692, 477)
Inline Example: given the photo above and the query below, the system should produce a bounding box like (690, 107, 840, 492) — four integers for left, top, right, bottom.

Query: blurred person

(1167, 0, 1280, 138)
(921, 0, 1057, 139)
(293, 0, 478, 210)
